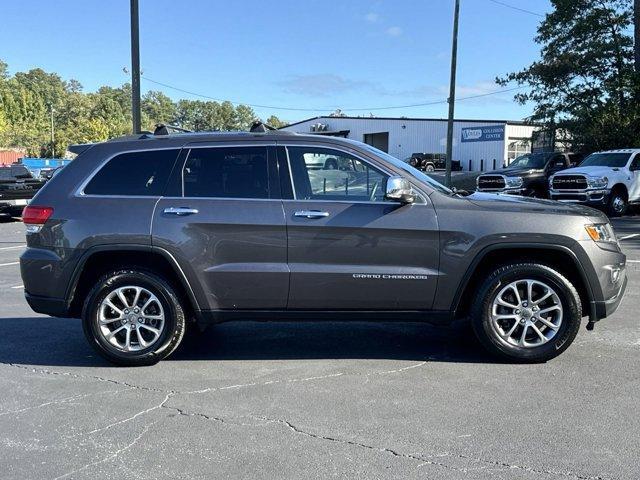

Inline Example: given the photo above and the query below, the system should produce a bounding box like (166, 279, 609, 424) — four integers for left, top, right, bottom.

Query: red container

(0, 151, 24, 165)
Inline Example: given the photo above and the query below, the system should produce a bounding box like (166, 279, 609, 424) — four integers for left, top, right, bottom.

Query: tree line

(0, 60, 287, 158)
(498, 0, 640, 153)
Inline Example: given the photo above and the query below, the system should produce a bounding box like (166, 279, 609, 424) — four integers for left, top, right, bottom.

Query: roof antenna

(249, 120, 276, 133)
(153, 124, 192, 136)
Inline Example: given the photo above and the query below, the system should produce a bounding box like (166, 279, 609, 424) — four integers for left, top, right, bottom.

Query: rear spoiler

(68, 143, 95, 155)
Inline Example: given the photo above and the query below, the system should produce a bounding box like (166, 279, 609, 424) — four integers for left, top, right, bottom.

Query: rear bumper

(24, 292, 69, 317)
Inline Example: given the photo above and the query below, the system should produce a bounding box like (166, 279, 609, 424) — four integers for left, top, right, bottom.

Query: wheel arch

(610, 182, 629, 197)
(452, 243, 595, 322)
(66, 245, 201, 320)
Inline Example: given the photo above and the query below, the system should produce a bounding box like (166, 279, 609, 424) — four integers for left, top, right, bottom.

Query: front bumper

(550, 189, 610, 206)
(476, 187, 528, 195)
(591, 270, 627, 321)
(0, 199, 29, 216)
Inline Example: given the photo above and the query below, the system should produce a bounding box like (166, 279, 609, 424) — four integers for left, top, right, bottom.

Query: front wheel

(425, 163, 436, 172)
(607, 189, 628, 217)
(82, 269, 186, 366)
(471, 263, 581, 362)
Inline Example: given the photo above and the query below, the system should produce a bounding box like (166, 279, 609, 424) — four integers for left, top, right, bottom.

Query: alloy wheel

(98, 285, 165, 352)
(490, 279, 563, 348)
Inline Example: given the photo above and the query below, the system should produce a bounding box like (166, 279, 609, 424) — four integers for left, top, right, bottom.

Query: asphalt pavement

(0, 217, 638, 479)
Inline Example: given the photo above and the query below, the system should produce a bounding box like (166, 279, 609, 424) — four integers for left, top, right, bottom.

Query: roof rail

(153, 124, 193, 136)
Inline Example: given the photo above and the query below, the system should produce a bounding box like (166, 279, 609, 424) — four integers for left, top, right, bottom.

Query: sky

(0, 0, 551, 123)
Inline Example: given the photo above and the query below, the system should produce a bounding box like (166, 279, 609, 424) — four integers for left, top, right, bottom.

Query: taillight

(22, 206, 53, 233)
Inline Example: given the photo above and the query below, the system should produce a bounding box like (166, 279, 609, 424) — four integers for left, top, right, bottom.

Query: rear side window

(182, 147, 269, 199)
(84, 149, 179, 196)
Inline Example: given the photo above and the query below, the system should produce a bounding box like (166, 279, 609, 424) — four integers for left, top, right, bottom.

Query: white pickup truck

(549, 149, 640, 216)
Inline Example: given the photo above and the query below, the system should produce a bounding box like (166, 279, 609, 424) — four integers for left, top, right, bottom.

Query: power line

(487, 0, 544, 17)
(140, 75, 526, 113)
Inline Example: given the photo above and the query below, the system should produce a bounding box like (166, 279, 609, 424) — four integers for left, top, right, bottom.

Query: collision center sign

(461, 125, 505, 143)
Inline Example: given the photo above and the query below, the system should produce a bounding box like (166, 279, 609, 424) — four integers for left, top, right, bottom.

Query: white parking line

(0, 262, 19, 267)
(618, 234, 640, 241)
(10, 285, 23, 289)
(627, 260, 640, 263)
(0, 245, 25, 251)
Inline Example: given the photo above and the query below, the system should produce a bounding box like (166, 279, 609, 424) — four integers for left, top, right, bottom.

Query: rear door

(278, 143, 440, 311)
(152, 143, 289, 311)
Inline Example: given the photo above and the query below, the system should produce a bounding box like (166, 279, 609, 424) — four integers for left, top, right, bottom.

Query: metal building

(281, 116, 538, 171)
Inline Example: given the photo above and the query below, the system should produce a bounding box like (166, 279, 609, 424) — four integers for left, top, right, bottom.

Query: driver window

(630, 154, 640, 171)
(287, 146, 388, 202)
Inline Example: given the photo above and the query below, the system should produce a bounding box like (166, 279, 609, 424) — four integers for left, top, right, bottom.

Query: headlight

(587, 176, 608, 189)
(548, 176, 554, 189)
(504, 176, 524, 188)
(585, 223, 616, 243)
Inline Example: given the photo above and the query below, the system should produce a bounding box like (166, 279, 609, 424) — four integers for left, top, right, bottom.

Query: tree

(498, 0, 639, 152)
(635, 0, 640, 71)
(142, 90, 176, 129)
(0, 59, 289, 154)
(265, 115, 288, 128)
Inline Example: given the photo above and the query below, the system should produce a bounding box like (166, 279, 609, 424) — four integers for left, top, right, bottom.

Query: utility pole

(130, 0, 141, 134)
(49, 105, 55, 158)
(445, 0, 460, 188)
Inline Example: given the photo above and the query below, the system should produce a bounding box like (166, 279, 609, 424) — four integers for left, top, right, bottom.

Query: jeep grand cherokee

(20, 126, 627, 366)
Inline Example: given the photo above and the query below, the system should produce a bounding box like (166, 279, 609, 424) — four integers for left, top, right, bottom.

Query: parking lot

(0, 217, 638, 480)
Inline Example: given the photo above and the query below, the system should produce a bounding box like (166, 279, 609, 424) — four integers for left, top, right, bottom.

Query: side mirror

(385, 176, 415, 204)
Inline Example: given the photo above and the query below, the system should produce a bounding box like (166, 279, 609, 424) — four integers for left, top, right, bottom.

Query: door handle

(294, 210, 330, 219)
(163, 207, 199, 216)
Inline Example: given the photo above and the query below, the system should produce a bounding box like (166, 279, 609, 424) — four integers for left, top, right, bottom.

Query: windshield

(358, 143, 452, 194)
(507, 153, 548, 169)
(578, 152, 631, 168)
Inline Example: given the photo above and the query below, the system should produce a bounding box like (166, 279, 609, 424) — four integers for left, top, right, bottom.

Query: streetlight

(445, 0, 460, 188)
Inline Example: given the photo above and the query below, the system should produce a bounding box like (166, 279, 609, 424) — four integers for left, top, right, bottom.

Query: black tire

(82, 269, 186, 366)
(607, 188, 628, 217)
(425, 163, 436, 172)
(471, 263, 581, 363)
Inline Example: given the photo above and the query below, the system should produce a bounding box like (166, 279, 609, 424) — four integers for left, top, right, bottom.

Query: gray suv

(20, 127, 627, 366)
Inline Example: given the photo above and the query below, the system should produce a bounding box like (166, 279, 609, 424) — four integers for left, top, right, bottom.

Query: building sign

(461, 125, 505, 143)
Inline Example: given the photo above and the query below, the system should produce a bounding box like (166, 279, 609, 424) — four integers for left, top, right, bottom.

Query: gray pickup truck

(20, 126, 627, 366)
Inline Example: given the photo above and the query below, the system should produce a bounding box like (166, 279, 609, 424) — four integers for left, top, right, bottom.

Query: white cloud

(386, 26, 403, 37)
(364, 12, 380, 23)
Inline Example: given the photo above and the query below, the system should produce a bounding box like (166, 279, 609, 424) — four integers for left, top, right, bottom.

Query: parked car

(407, 153, 462, 172)
(20, 125, 626, 366)
(550, 149, 640, 217)
(0, 164, 45, 218)
(476, 152, 582, 198)
(43, 165, 65, 181)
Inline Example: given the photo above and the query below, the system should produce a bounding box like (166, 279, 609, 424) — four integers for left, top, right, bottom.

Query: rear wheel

(471, 263, 581, 362)
(425, 163, 436, 172)
(82, 269, 186, 366)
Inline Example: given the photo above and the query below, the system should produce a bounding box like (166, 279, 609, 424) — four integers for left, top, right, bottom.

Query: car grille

(552, 175, 587, 190)
(477, 175, 505, 190)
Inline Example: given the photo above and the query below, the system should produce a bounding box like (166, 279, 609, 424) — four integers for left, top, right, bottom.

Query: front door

(152, 144, 289, 311)
(629, 153, 640, 202)
(280, 144, 440, 311)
